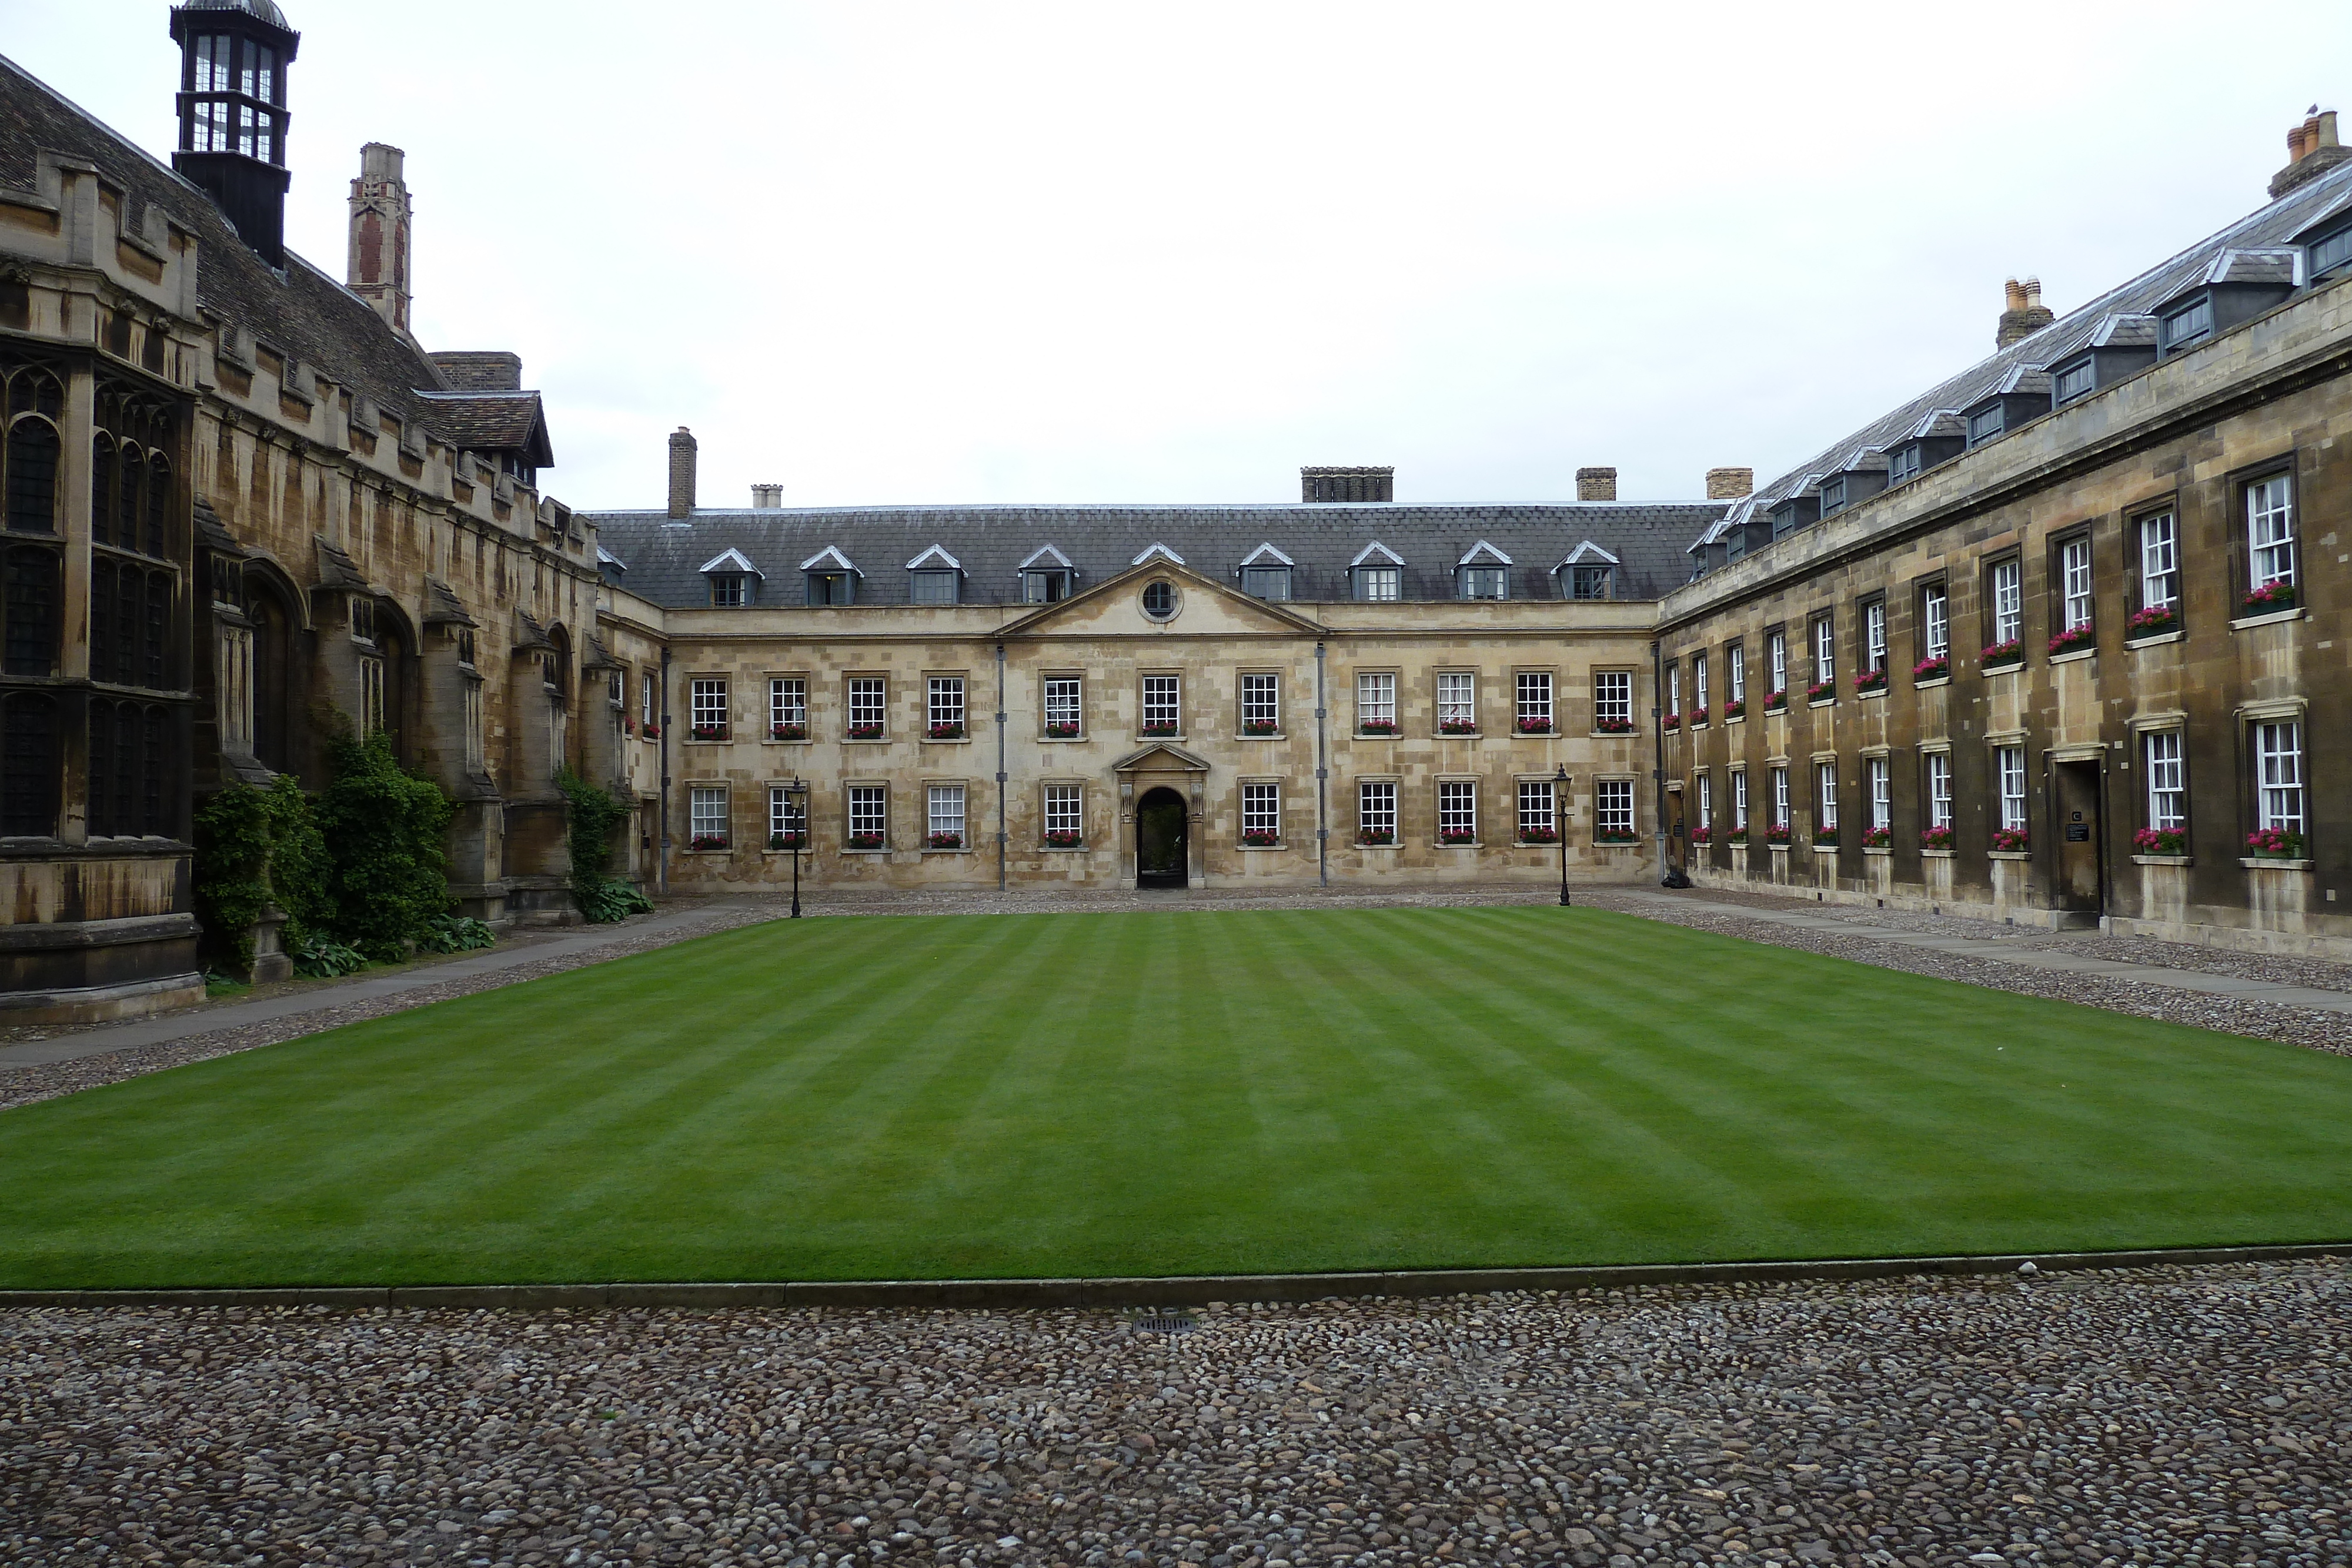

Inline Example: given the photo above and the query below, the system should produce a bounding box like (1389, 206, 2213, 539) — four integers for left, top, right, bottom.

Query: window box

(1980, 640, 2023, 671)
(846, 724, 886, 741)
(1595, 832, 1642, 846)
(926, 831, 964, 850)
(1241, 721, 1281, 738)
(1860, 827, 1890, 848)
(927, 722, 967, 741)
(1852, 670, 1887, 696)
(2243, 581, 2298, 615)
(2126, 606, 2178, 640)
(1725, 828, 1749, 845)
(2133, 827, 2186, 856)
(1806, 680, 1835, 705)
(1043, 830, 1084, 849)
(1912, 655, 1949, 683)
(2047, 623, 2094, 657)
(1763, 691, 1788, 714)
(769, 723, 807, 741)
(1516, 827, 1560, 844)
(1720, 699, 1744, 721)
(2246, 828, 2306, 860)
(1044, 722, 1081, 740)
(624, 716, 637, 736)
(1990, 827, 2029, 852)
(687, 834, 729, 852)
(1516, 717, 1556, 735)
(1358, 719, 1399, 738)
(845, 833, 887, 851)
(642, 724, 662, 740)
(1812, 828, 1839, 847)
(1357, 828, 1396, 847)
(767, 831, 808, 852)
(1437, 828, 1478, 846)
(2230, 607, 2304, 632)
(690, 724, 728, 742)
(1690, 826, 1713, 847)
(1661, 713, 1681, 732)
(1438, 719, 1479, 735)
(1690, 707, 1709, 728)
(1762, 824, 1792, 846)
(2133, 854, 2193, 867)
(1140, 722, 1180, 738)
(1240, 829, 1282, 848)
(1592, 717, 1635, 735)
(1920, 826, 1954, 852)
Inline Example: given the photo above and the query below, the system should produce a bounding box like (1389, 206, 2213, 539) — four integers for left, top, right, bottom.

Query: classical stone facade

(1660, 123, 2352, 958)
(0, 4, 612, 1021)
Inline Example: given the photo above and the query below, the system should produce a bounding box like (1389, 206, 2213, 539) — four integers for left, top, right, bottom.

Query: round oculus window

(1141, 580, 1177, 620)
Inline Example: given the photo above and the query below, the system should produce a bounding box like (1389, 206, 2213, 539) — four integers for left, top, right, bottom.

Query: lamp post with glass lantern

(1554, 765, 1572, 907)
(785, 775, 808, 918)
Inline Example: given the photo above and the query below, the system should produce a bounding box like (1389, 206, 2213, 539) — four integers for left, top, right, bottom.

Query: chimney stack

(1706, 467, 1754, 500)
(1996, 276, 2054, 348)
(667, 427, 698, 519)
(1576, 466, 1618, 502)
(750, 483, 783, 509)
(2271, 106, 2348, 199)
(348, 143, 415, 339)
(1299, 466, 1394, 503)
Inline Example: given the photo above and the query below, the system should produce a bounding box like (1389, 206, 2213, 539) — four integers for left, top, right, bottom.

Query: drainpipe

(656, 644, 671, 897)
(1314, 640, 1329, 889)
(995, 641, 1008, 894)
(1652, 638, 1687, 889)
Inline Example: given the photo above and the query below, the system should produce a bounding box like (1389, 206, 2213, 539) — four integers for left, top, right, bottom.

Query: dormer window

(1242, 566, 1292, 600)
(2312, 220, 2352, 283)
(1887, 445, 1922, 483)
(1571, 566, 1612, 599)
(1350, 542, 1404, 601)
(1966, 405, 2005, 447)
(799, 546, 858, 606)
(1818, 476, 1848, 516)
(1769, 497, 1819, 537)
(1456, 543, 1512, 600)
(699, 547, 761, 608)
(904, 544, 963, 605)
(1018, 544, 1074, 603)
(2053, 357, 2097, 406)
(2161, 296, 2213, 350)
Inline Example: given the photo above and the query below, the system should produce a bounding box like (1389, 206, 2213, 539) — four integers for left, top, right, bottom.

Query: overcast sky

(12, 1, 2352, 511)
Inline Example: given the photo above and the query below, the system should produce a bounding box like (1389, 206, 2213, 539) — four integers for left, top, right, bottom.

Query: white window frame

(2060, 536, 2093, 631)
(1812, 617, 1835, 684)
(2248, 474, 2296, 591)
(769, 676, 806, 735)
(928, 676, 965, 734)
(1240, 673, 1281, 732)
(1693, 654, 1709, 717)
(2256, 720, 2305, 834)
(1696, 773, 1713, 830)
(1593, 670, 1633, 728)
(1769, 766, 1789, 830)
(1044, 783, 1083, 840)
(1142, 674, 1181, 732)
(2139, 511, 2179, 611)
(1242, 780, 1281, 841)
(1596, 778, 1635, 838)
(1816, 762, 1838, 831)
(768, 784, 807, 846)
(1728, 646, 1746, 705)
(1358, 779, 1398, 840)
(1997, 745, 2027, 831)
(1767, 630, 1787, 696)
(1923, 584, 1949, 661)
(848, 784, 888, 844)
(1666, 665, 1681, 719)
(1864, 601, 1887, 674)
(689, 784, 729, 847)
(1516, 671, 1553, 730)
(1867, 755, 1890, 831)
(848, 676, 887, 735)
(640, 670, 655, 728)
(1518, 778, 1556, 837)
(1927, 753, 1953, 830)
(1731, 768, 1749, 830)
(2145, 730, 2186, 833)
(927, 783, 967, 843)
(1437, 672, 1476, 730)
(1438, 780, 1478, 841)
(1044, 676, 1082, 735)
(1992, 559, 2023, 646)
(690, 676, 730, 740)
(1357, 671, 1396, 729)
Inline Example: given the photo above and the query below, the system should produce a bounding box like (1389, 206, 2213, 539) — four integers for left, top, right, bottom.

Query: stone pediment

(997, 560, 1325, 640)
(1111, 741, 1212, 773)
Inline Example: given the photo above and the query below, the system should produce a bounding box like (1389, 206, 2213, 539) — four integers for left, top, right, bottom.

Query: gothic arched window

(91, 432, 115, 547)
(1, 691, 59, 838)
(5, 416, 58, 534)
(145, 453, 171, 557)
(4, 544, 59, 678)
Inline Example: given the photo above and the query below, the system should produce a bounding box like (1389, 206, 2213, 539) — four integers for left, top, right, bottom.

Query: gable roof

(697, 547, 759, 576)
(1559, 540, 1620, 567)
(1457, 540, 1512, 566)
(1349, 540, 1404, 567)
(905, 543, 963, 571)
(1018, 543, 1074, 571)
(799, 545, 859, 574)
(997, 558, 1329, 638)
(1132, 541, 1186, 566)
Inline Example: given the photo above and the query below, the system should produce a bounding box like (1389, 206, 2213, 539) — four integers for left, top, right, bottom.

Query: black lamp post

(1554, 765, 1572, 907)
(785, 775, 808, 918)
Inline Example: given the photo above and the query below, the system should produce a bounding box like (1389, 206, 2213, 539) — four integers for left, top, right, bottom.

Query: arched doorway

(1135, 787, 1188, 889)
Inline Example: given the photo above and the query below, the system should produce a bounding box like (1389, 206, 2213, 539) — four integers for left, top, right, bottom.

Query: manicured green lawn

(5, 905, 2352, 1288)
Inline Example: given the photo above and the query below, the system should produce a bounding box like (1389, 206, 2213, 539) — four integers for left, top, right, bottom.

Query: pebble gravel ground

(4, 1260, 2348, 1568)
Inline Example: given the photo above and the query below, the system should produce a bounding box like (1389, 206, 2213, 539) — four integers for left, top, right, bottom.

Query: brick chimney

(1299, 466, 1394, 503)
(348, 143, 414, 339)
(667, 427, 698, 519)
(1706, 467, 1754, 500)
(1576, 467, 1617, 502)
(1996, 277, 2054, 349)
(2271, 106, 2347, 199)
(750, 483, 783, 509)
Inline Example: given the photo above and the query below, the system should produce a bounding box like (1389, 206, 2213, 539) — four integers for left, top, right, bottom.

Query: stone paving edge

(4, 1238, 2343, 1312)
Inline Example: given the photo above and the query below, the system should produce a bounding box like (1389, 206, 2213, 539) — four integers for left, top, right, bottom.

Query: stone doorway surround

(1111, 742, 1210, 890)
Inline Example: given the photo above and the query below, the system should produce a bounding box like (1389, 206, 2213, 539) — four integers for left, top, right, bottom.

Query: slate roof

(586, 503, 1729, 609)
(1694, 156, 2352, 557)
(0, 51, 547, 462)
(414, 391, 553, 464)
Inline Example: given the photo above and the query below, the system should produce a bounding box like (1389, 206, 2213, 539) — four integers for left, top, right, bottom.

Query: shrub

(288, 930, 367, 978)
(557, 765, 643, 924)
(192, 774, 330, 974)
(417, 915, 496, 953)
(316, 733, 455, 961)
(579, 879, 654, 922)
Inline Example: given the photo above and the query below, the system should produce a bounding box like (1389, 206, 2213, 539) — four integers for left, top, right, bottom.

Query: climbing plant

(315, 731, 455, 961)
(191, 774, 330, 974)
(556, 765, 653, 922)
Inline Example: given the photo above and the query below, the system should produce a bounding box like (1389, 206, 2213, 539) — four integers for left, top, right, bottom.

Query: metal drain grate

(1132, 1313, 1197, 1335)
